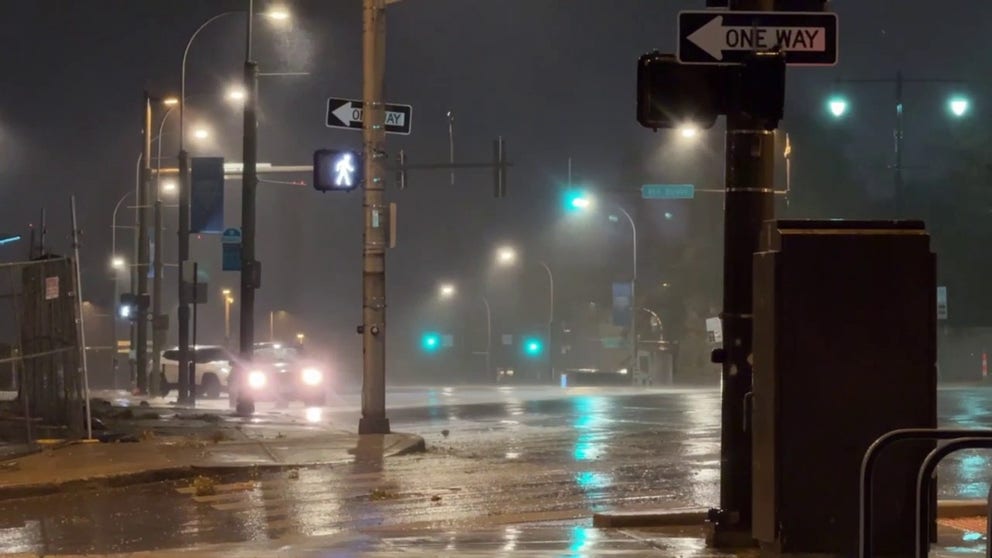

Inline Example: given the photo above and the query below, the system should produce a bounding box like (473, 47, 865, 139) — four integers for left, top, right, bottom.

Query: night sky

(1, 1, 989, 382)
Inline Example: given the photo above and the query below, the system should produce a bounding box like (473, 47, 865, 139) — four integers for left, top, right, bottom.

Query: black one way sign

(678, 11, 838, 66)
(326, 97, 413, 135)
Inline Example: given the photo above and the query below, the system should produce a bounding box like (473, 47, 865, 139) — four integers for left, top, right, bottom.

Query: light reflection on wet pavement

(0, 386, 991, 555)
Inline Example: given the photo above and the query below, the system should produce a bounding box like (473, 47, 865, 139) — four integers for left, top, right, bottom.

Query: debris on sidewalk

(191, 475, 217, 496)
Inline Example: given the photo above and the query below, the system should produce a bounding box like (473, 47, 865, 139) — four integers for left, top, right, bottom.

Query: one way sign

(326, 97, 413, 135)
(678, 11, 838, 66)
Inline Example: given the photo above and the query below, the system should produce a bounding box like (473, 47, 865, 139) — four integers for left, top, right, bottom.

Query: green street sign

(641, 184, 695, 200)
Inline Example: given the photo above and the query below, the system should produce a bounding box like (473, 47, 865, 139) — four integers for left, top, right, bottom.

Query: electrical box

(752, 220, 936, 556)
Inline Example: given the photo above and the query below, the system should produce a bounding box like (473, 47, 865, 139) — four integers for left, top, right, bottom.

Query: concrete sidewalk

(0, 427, 425, 501)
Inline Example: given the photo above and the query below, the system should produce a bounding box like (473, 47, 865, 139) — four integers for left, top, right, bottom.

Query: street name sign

(221, 228, 242, 244)
(221, 228, 242, 272)
(642, 184, 695, 200)
(678, 11, 838, 66)
(326, 97, 413, 135)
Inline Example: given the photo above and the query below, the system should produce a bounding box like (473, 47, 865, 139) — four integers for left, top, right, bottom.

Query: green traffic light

(523, 337, 543, 357)
(421, 332, 442, 353)
(563, 189, 592, 213)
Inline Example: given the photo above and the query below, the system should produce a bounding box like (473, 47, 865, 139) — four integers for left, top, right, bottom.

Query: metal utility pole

(70, 196, 93, 439)
(177, 110, 191, 404)
(236, 0, 260, 416)
(711, 0, 776, 545)
(894, 70, 904, 215)
(151, 197, 163, 395)
(614, 208, 637, 378)
(135, 93, 152, 394)
(835, 71, 963, 216)
(359, 0, 390, 435)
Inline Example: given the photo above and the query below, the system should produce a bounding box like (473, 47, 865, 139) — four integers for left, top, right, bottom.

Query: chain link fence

(0, 256, 84, 442)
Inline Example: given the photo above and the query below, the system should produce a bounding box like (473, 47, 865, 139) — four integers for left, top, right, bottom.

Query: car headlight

(248, 370, 267, 389)
(302, 367, 323, 386)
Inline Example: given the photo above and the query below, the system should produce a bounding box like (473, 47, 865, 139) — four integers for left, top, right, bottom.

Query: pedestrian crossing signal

(313, 149, 364, 192)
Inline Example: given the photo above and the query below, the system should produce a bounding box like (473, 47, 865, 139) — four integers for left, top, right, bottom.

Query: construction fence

(0, 256, 85, 442)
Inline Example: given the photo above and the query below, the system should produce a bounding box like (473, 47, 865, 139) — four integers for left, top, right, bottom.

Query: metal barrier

(0, 257, 85, 442)
(860, 428, 992, 558)
(915, 438, 992, 558)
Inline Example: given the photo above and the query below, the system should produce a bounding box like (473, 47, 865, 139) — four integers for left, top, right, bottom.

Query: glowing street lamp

(266, 6, 291, 21)
(827, 96, 849, 118)
(679, 124, 699, 139)
(226, 86, 247, 104)
(948, 96, 970, 118)
(160, 178, 178, 195)
(192, 127, 209, 141)
(438, 283, 456, 299)
(496, 246, 518, 266)
(111, 256, 126, 270)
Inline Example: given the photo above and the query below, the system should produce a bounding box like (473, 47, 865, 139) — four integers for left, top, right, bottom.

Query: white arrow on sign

(688, 15, 826, 61)
(332, 101, 406, 128)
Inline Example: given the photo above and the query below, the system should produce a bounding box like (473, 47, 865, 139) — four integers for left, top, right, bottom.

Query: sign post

(326, 97, 413, 135)
(678, 11, 838, 66)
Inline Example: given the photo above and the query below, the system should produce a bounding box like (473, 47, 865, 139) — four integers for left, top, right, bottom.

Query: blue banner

(191, 157, 225, 234)
(612, 281, 633, 327)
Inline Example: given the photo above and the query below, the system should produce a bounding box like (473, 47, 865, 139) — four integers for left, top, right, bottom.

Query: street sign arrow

(678, 11, 838, 66)
(326, 97, 413, 135)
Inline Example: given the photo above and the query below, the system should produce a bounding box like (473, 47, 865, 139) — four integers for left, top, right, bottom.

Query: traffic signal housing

(637, 52, 722, 131)
(118, 293, 148, 321)
(313, 149, 364, 192)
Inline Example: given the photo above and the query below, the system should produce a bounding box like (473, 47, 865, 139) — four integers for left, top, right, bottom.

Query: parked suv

(160, 345, 233, 398)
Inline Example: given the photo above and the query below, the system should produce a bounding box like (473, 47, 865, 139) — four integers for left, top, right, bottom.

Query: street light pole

(359, 0, 391, 435)
(482, 296, 492, 380)
(151, 104, 175, 397)
(177, 9, 239, 406)
(833, 71, 964, 215)
(536, 261, 554, 381)
(222, 290, 232, 348)
(615, 207, 637, 376)
(135, 92, 152, 395)
(895, 71, 907, 216)
(236, 0, 260, 415)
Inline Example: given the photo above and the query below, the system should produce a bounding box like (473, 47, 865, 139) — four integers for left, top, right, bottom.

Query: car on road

(159, 345, 233, 398)
(239, 342, 328, 406)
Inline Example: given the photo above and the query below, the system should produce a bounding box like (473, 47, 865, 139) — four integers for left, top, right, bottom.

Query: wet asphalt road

(1, 385, 991, 555)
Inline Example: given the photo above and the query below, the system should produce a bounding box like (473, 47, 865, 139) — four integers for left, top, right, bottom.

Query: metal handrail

(860, 428, 992, 558)
(915, 439, 992, 558)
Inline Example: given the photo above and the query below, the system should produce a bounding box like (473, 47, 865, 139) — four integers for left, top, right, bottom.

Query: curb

(937, 499, 989, 518)
(0, 433, 427, 502)
(591, 500, 992, 529)
(593, 508, 709, 528)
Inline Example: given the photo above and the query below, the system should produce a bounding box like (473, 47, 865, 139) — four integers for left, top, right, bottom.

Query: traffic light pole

(235, 4, 260, 416)
(359, 0, 390, 435)
(711, 0, 776, 546)
(136, 92, 152, 395)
